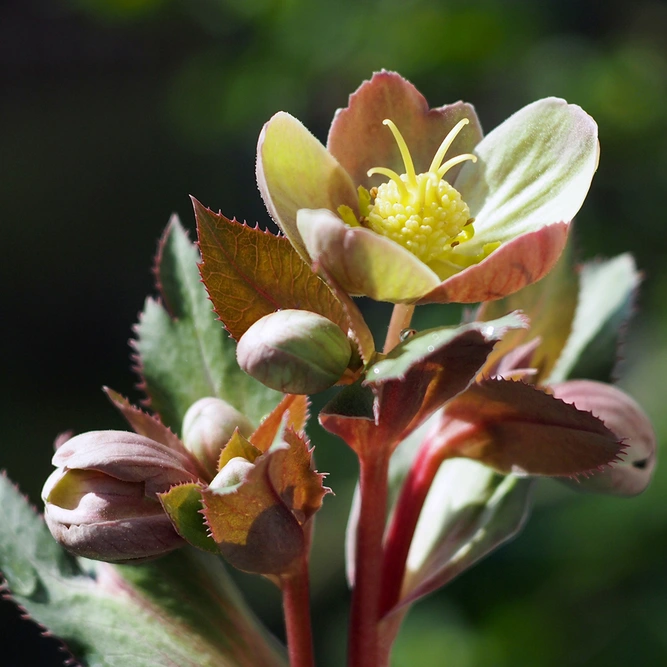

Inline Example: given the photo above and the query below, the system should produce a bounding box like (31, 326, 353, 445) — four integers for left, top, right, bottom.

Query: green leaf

(218, 431, 263, 470)
(195, 200, 350, 342)
(0, 473, 286, 666)
(367, 313, 527, 383)
(397, 459, 533, 613)
(549, 253, 640, 383)
(479, 242, 579, 382)
(133, 215, 281, 432)
(159, 482, 219, 553)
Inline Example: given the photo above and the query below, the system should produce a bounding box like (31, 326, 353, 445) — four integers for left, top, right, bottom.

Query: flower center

(339, 118, 483, 267)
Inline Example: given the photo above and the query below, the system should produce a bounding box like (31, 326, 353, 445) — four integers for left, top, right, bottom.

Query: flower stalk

(281, 557, 315, 667)
(349, 449, 391, 667)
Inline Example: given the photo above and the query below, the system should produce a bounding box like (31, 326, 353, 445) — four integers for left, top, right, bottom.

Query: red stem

(379, 420, 478, 618)
(281, 558, 315, 667)
(378, 439, 442, 619)
(348, 451, 391, 667)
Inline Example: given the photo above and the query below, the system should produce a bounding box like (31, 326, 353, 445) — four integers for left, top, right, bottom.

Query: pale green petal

(296, 208, 440, 304)
(256, 112, 358, 262)
(454, 98, 599, 252)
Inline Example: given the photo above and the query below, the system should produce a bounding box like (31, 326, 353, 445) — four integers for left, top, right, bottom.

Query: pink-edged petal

(256, 111, 358, 261)
(419, 222, 569, 304)
(454, 97, 599, 251)
(53, 431, 199, 497)
(552, 380, 656, 496)
(297, 208, 440, 303)
(327, 70, 483, 189)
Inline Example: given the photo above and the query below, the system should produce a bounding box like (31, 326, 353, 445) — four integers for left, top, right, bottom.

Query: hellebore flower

(257, 71, 599, 304)
(42, 430, 199, 563)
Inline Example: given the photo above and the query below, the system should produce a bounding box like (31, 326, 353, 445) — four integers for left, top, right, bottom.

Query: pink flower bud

(182, 398, 254, 479)
(42, 430, 200, 563)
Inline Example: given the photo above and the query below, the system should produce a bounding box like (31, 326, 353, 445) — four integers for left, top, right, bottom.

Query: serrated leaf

(367, 313, 527, 383)
(159, 483, 218, 554)
(202, 454, 305, 575)
(552, 380, 656, 496)
(104, 387, 188, 454)
(320, 318, 527, 458)
(549, 253, 640, 383)
(367, 314, 528, 445)
(0, 473, 286, 666)
(396, 459, 533, 613)
(249, 394, 310, 453)
(194, 199, 349, 341)
(267, 429, 330, 525)
(133, 215, 281, 432)
(445, 379, 624, 476)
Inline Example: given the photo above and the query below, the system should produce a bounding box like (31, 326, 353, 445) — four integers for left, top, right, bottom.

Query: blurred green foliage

(2, 0, 666, 664)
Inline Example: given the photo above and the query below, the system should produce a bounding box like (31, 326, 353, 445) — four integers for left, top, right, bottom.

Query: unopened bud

(42, 430, 198, 563)
(209, 456, 256, 489)
(552, 380, 656, 496)
(182, 398, 254, 479)
(236, 309, 352, 394)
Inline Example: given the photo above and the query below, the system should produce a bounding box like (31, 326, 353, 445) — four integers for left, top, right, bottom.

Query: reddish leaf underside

(104, 388, 188, 456)
(194, 199, 349, 341)
(445, 379, 624, 476)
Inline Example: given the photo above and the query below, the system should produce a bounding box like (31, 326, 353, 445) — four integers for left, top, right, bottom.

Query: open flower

(257, 71, 599, 304)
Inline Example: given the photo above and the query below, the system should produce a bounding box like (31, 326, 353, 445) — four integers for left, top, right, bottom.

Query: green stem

(281, 558, 315, 667)
(348, 450, 391, 667)
(384, 304, 416, 353)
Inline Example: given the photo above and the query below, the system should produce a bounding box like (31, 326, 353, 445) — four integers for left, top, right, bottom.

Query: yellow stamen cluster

(368, 118, 477, 264)
(339, 118, 481, 267)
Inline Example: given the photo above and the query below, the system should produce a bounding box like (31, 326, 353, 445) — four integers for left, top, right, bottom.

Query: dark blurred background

(2, 0, 667, 664)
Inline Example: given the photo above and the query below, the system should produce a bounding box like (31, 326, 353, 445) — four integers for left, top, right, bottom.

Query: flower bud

(552, 380, 656, 496)
(236, 309, 352, 394)
(182, 398, 254, 479)
(42, 430, 199, 563)
(209, 456, 256, 489)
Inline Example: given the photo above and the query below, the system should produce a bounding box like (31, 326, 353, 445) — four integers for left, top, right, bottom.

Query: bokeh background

(3, 0, 667, 664)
